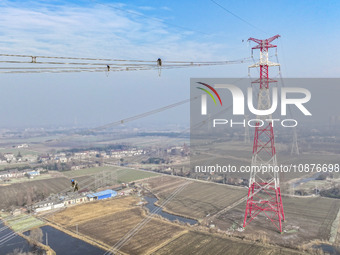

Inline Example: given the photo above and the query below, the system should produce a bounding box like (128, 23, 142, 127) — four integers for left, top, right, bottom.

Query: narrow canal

(0, 221, 41, 255)
(144, 196, 198, 225)
(25, 225, 105, 255)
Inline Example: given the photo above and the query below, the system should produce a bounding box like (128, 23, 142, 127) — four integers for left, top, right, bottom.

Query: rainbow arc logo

(196, 82, 222, 106)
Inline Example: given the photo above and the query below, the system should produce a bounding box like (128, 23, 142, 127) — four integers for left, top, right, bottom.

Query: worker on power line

(71, 179, 79, 192)
(157, 58, 162, 76)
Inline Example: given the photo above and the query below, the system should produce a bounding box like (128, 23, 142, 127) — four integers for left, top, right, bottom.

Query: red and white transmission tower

(243, 35, 285, 233)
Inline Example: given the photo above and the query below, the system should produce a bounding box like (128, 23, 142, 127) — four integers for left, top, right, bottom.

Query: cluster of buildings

(40, 148, 146, 164)
(0, 169, 41, 180)
(32, 189, 118, 213)
(0, 147, 147, 182)
(110, 149, 145, 158)
(0, 148, 146, 166)
(0, 145, 189, 168)
(0, 152, 37, 164)
(17, 144, 29, 148)
(166, 144, 189, 156)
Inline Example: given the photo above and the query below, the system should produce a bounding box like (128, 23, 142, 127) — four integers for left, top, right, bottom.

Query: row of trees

(320, 186, 340, 199)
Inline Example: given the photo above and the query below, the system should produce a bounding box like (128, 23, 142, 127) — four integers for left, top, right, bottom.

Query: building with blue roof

(87, 189, 117, 200)
(27, 170, 40, 178)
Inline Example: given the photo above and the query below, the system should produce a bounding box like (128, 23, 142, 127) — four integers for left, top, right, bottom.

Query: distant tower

(244, 115, 250, 144)
(243, 35, 285, 233)
(291, 128, 299, 155)
(208, 113, 212, 131)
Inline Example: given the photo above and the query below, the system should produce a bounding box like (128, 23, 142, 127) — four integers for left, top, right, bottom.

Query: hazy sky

(0, 0, 339, 128)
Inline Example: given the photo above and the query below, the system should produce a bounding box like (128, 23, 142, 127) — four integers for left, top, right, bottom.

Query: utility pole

(243, 35, 285, 233)
(315, 184, 318, 195)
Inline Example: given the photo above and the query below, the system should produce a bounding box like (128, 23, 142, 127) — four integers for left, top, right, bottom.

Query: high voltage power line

(92, 97, 198, 132)
(0, 53, 252, 74)
(210, 0, 268, 35)
(0, 34, 252, 249)
(0, 0, 292, 250)
(90, 0, 210, 36)
(103, 180, 191, 255)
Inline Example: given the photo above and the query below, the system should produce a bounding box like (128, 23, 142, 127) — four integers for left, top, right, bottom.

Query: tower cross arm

(266, 34, 280, 43)
(247, 37, 262, 44)
(248, 35, 281, 50)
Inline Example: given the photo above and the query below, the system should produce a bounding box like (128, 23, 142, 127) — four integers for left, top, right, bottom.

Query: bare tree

(7, 248, 34, 255)
(16, 192, 25, 206)
(29, 227, 43, 246)
(26, 191, 32, 206)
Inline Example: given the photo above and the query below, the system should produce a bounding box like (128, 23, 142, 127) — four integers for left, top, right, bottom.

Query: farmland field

(63, 166, 159, 182)
(46, 196, 187, 255)
(191, 140, 340, 183)
(0, 177, 68, 210)
(62, 166, 116, 178)
(46, 196, 137, 227)
(144, 176, 246, 220)
(217, 195, 340, 248)
(0, 167, 157, 210)
(78, 208, 185, 254)
(152, 231, 303, 255)
(46, 194, 305, 255)
(145, 175, 340, 248)
(4, 215, 44, 232)
(115, 168, 159, 183)
(0, 176, 93, 209)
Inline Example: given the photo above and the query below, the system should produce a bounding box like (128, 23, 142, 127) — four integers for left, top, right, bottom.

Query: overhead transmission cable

(210, 0, 268, 34)
(103, 180, 191, 255)
(0, 53, 252, 74)
(275, 46, 300, 155)
(102, 79, 248, 255)
(0, 167, 151, 247)
(0, 96, 236, 249)
(92, 97, 198, 132)
(90, 0, 210, 36)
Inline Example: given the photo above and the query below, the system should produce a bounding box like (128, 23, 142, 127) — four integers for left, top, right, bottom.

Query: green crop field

(63, 166, 159, 182)
(62, 166, 117, 178)
(116, 168, 159, 183)
(5, 215, 44, 232)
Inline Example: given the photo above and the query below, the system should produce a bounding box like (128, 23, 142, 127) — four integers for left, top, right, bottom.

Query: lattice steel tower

(243, 35, 285, 233)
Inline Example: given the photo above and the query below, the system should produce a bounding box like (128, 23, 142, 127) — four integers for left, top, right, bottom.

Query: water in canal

(25, 225, 106, 255)
(144, 196, 198, 225)
(292, 172, 322, 188)
(314, 243, 340, 255)
(0, 221, 42, 255)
